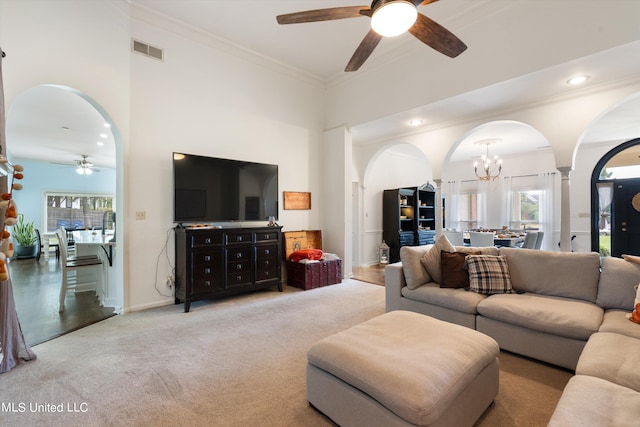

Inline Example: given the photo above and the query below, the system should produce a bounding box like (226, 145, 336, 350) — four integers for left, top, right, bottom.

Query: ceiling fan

(74, 155, 97, 175)
(276, 0, 466, 72)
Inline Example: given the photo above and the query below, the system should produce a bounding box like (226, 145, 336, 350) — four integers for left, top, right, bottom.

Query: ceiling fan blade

(414, 0, 439, 5)
(408, 13, 467, 58)
(277, 6, 369, 24)
(345, 29, 383, 72)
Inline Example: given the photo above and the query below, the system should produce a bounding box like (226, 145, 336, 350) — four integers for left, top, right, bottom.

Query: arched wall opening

(6, 84, 124, 312)
(355, 143, 431, 267)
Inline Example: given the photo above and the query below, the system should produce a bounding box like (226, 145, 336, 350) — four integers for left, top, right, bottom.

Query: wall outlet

(166, 275, 174, 289)
(135, 211, 146, 220)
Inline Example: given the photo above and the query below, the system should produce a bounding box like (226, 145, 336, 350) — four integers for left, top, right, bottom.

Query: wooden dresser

(175, 226, 282, 312)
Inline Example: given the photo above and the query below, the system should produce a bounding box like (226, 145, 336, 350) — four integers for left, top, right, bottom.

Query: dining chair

(534, 231, 544, 249)
(468, 231, 494, 247)
(35, 228, 59, 261)
(519, 232, 539, 249)
(443, 230, 464, 246)
(56, 228, 103, 313)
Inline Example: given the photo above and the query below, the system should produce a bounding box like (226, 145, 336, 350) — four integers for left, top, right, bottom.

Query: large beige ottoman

(306, 310, 500, 427)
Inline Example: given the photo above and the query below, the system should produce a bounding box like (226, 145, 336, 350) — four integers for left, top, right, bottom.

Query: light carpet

(0, 279, 571, 426)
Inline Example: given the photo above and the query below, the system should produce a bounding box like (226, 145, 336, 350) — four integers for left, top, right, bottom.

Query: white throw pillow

(420, 234, 455, 285)
(400, 245, 433, 290)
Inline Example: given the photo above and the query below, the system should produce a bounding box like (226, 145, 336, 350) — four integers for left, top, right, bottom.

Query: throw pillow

(420, 234, 456, 285)
(440, 251, 476, 289)
(400, 245, 433, 290)
(466, 254, 513, 295)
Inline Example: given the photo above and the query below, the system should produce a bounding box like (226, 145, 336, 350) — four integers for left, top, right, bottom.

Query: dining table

(463, 233, 525, 247)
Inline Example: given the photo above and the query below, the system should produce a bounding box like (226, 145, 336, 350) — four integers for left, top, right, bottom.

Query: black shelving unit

(383, 185, 437, 263)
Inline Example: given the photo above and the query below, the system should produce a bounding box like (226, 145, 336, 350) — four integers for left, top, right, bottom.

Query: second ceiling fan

(276, 0, 467, 72)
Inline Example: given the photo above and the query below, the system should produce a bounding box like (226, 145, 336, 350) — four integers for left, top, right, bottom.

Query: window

(45, 192, 115, 232)
(511, 190, 540, 230)
(458, 192, 478, 230)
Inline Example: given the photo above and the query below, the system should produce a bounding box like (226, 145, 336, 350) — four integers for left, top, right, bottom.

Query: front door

(611, 178, 640, 257)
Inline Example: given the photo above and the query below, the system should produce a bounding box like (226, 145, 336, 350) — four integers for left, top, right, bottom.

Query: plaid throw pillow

(466, 255, 513, 295)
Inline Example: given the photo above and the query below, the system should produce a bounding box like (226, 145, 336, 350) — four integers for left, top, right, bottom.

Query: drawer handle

(265, 249, 270, 255)
(205, 238, 212, 244)
(265, 260, 270, 266)
(236, 252, 242, 259)
(204, 255, 211, 262)
(204, 280, 211, 287)
(265, 271, 270, 277)
(264, 234, 271, 240)
(236, 275, 242, 281)
(204, 268, 211, 274)
(237, 236, 243, 242)
(236, 264, 242, 270)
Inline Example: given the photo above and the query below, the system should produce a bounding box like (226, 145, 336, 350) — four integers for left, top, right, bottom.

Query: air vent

(132, 39, 163, 61)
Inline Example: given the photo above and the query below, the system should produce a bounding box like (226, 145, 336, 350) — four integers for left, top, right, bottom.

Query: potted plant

(12, 214, 38, 259)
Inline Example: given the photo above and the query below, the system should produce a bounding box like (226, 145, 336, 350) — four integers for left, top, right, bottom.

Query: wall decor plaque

(284, 192, 311, 210)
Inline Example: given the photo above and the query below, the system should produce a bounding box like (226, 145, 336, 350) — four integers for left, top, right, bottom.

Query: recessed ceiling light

(567, 75, 589, 85)
(97, 141, 104, 146)
(104, 123, 111, 128)
(408, 119, 423, 127)
(100, 133, 108, 138)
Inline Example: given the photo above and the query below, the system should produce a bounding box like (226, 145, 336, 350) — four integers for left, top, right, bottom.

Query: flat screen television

(173, 152, 278, 223)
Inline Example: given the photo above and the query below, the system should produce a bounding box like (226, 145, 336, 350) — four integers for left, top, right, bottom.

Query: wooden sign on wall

(283, 192, 311, 210)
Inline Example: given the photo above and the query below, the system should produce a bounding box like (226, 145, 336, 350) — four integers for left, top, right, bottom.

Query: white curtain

(596, 182, 613, 230)
(476, 180, 489, 228)
(538, 172, 555, 250)
(443, 181, 461, 231)
(500, 177, 513, 229)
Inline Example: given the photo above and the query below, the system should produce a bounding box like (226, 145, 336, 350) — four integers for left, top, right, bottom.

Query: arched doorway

(6, 84, 124, 343)
(591, 138, 640, 257)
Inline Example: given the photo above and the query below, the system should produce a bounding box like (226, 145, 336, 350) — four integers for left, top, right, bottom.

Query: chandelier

(474, 139, 502, 181)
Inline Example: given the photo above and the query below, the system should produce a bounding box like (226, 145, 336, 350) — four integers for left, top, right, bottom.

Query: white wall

(1, 1, 326, 311)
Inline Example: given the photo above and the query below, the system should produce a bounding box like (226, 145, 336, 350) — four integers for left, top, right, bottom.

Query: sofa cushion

(466, 255, 513, 295)
(548, 375, 640, 427)
(577, 332, 640, 392)
(597, 256, 640, 310)
(440, 250, 478, 288)
(420, 234, 455, 285)
(402, 282, 486, 314)
(599, 309, 640, 339)
(400, 245, 432, 290)
(499, 247, 601, 303)
(477, 293, 603, 340)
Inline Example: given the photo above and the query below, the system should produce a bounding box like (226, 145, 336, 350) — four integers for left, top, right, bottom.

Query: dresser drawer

(255, 230, 279, 243)
(190, 232, 224, 248)
(226, 231, 253, 245)
(256, 259, 278, 282)
(192, 276, 224, 294)
(227, 269, 252, 287)
(256, 245, 278, 259)
(227, 247, 252, 261)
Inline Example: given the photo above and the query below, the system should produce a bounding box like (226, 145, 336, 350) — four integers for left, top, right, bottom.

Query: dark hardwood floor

(9, 255, 115, 346)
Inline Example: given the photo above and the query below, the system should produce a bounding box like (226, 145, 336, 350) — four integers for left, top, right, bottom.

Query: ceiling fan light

(371, 1, 417, 37)
(85, 168, 93, 175)
(76, 167, 85, 175)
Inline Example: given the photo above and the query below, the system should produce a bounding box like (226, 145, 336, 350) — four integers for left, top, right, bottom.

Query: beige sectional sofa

(385, 239, 640, 425)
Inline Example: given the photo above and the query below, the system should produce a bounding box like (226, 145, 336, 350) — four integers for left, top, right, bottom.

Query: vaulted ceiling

(6, 0, 640, 168)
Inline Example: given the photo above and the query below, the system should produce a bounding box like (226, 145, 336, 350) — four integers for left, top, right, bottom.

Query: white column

(434, 179, 443, 236)
(558, 166, 572, 252)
